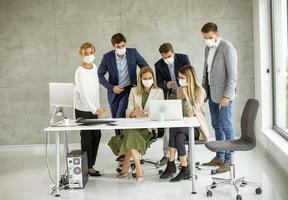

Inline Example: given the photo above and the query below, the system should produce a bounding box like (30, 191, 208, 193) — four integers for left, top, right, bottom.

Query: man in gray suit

(201, 22, 238, 174)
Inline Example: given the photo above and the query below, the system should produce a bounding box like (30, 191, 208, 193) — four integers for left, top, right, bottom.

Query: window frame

(270, 0, 288, 140)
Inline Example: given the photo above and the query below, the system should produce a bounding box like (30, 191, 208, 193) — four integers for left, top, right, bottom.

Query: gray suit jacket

(202, 39, 238, 103)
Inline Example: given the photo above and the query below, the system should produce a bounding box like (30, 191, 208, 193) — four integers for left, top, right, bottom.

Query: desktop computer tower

(67, 150, 88, 189)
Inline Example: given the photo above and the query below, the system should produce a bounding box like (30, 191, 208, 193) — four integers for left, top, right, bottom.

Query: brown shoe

(215, 161, 231, 174)
(202, 157, 224, 166)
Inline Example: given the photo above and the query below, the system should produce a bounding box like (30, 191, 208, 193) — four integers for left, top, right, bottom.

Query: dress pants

(75, 109, 101, 168)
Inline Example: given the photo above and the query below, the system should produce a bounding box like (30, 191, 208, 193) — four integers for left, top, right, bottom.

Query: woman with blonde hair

(108, 66, 164, 181)
(160, 65, 209, 182)
(74, 42, 108, 176)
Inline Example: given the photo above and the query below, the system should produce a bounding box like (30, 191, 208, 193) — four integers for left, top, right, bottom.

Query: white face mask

(142, 79, 153, 88)
(83, 54, 95, 64)
(179, 78, 188, 87)
(164, 56, 174, 65)
(205, 38, 216, 48)
(115, 47, 126, 56)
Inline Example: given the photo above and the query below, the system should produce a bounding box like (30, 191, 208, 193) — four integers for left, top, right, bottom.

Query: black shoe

(116, 155, 125, 162)
(159, 161, 177, 179)
(88, 170, 102, 177)
(170, 166, 190, 182)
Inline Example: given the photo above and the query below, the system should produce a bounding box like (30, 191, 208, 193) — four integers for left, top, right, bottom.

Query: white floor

(0, 140, 287, 200)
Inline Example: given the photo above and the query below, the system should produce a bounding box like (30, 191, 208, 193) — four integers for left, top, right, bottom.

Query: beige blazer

(177, 87, 210, 140)
(126, 87, 164, 118)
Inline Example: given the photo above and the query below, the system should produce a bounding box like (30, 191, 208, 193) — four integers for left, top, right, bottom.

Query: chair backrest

(240, 99, 260, 148)
(151, 128, 165, 140)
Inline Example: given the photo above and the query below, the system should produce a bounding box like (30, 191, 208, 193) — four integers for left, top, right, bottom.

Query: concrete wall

(0, 0, 254, 145)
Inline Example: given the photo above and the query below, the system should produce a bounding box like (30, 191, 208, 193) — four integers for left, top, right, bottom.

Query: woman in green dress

(108, 66, 164, 181)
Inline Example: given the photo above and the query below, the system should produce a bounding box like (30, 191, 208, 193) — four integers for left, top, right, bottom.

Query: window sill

(261, 128, 288, 156)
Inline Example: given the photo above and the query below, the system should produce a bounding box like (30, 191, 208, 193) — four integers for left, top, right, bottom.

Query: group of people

(73, 22, 238, 182)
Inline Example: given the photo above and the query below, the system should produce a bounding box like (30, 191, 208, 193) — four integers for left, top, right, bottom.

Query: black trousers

(75, 109, 101, 168)
(169, 128, 199, 157)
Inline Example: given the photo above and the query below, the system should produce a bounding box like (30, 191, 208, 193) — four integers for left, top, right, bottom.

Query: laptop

(149, 100, 183, 121)
(76, 118, 117, 126)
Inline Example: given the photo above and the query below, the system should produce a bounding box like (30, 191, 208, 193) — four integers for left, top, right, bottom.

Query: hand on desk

(96, 108, 109, 117)
(130, 106, 147, 118)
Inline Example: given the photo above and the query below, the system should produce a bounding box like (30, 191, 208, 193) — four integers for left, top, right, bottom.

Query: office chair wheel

(130, 163, 135, 170)
(255, 187, 262, 195)
(116, 167, 122, 174)
(211, 169, 216, 175)
(206, 190, 213, 197)
(236, 194, 242, 200)
(158, 169, 163, 175)
(211, 181, 217, 189)
(240, 181, 247, 187)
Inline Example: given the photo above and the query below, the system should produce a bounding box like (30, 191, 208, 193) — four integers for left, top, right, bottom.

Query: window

(271, 0, 288, 139)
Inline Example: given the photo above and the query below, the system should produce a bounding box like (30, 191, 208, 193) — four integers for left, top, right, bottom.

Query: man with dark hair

(201, 22, 218, 33)
(155, 43, 191, 99)
(111, 33, 127, 45)
(154, 42, 190, 166)
(201, 22, 238, 174)
(98, 33, 148, 137)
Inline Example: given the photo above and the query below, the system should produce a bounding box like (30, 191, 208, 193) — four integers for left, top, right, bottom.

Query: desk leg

(55, 131, 60, 197)
(63, 131, 69, 157)
(62, 131, 69, 172)
(188, 127, 196, 194)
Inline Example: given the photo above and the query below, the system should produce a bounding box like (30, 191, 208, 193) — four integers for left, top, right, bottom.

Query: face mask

(116, 47, 126, 56)
(142, 79, 153, 88)
(83, 54, 95, 64)
(205, 38, 216, 48)
(164, 56, 174, 65)
(179, 78, 188, 87)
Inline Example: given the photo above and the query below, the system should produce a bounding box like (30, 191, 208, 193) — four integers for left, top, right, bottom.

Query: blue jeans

(208, 96, 235, 161)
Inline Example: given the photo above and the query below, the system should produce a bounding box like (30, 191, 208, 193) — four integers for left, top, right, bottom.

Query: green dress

(108, 90, 153, 156)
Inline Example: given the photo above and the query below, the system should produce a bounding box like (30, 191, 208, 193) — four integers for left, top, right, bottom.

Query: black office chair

(139, 128, 165, 168)
(205, 99, 262, 200)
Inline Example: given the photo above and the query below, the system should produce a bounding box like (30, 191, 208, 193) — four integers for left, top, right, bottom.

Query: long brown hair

(178, 65, 206, 102)
(136, 66, 158, 95)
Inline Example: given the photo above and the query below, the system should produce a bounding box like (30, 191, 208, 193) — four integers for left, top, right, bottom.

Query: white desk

(44, 117, 200, 197)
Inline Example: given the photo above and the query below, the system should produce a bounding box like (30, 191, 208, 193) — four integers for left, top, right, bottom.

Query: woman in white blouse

(74, 42, 108, 177)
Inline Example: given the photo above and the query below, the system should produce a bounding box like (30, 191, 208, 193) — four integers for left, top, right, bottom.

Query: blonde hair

(178, 65, 206, 102)
(136, 66, 158, 95)
(79, 42, 96, 55)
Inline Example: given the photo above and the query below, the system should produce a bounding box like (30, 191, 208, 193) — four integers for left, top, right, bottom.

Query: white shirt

(74, 63, 100, 114)
(207, 37, 221, 85)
